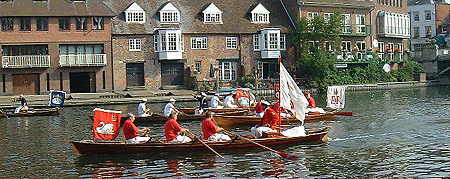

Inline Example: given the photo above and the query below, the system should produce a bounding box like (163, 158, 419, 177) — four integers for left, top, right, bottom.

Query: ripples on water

(0, 86, 449, 178)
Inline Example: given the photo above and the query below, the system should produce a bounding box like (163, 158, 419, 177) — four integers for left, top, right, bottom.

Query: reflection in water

(92, 161, 125, 178)
(166, 159, 183, 176)
(262, 158, 285, 177)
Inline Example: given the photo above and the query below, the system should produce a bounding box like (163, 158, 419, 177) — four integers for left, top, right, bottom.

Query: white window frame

(280, 34, 286, 50)
(341, 41, 352, 52)
(93, 17, 104, 30)
(397, 43, 403, 61)
(129, 38, 142, 51)
(356, 41, 366, 60)
(388, 43, 394, 61)
(126, 12, 145, 23)
(252, 13, 269, 24)
(342, 14, 352, 33)
(226, 37, 238, 49)
(324, 13, 333, 23)
(191, 37, 208, 49)
(356, 14, 366, 33)
(253, 34, 260, 51)
(204, 13, 222, 24)
(195, 61, 201, 72)
(307, 12, 319, 24)
(425, 10, 431, 21)
(154, 34, 159, 52)
(378, 41, 384, 60)
(219, 61, 237, 81)
(157, 30, 184, 52)
(268, 33, 278, 50)
(160, 12, 180, 24)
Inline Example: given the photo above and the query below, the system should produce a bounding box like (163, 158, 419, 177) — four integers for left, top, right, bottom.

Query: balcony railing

(340, 24, 372, 36)
(2, 55, 51, 68)
(59, 54, 106, 67)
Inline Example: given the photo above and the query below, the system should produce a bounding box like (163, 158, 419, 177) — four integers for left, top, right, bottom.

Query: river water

(0, 86, 449, 178)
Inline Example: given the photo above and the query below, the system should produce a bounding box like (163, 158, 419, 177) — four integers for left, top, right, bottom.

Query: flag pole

(278, 55, 282, 134)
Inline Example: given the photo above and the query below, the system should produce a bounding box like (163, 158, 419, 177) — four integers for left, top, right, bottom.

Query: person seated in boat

(210, 93, 224, 109)
(137, 98, 153, 117)
(164, 112, 192, 143)
(14, 94, 29, 113)
(224, 93, 238, 108)
(164, 98, 181, 117)
(254, 97, 266, 117)
(123, 113, 151, 143)
(194, 92, 209, 114)
(272, 101, 292, 118)
(304, 92, 325, 114)
(251, 100, 279, 139)
(202, 111, 231, 142)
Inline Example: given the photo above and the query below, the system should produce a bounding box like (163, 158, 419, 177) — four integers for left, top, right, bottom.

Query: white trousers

(256, 112, 264, 117)
(126, 136, 151, 143)
(168, 135, 192, 143)
(138, 113, 151, 117)
(211, 105, 224, 109)
(251, 126, 276, 139)
(207, 133, 231, 142)
(281, 126, 307, 137)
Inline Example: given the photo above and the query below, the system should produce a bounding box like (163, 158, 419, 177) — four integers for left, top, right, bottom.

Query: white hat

(142, 98, 148, 102)
(214, 93, 220, 96)
(169, 98, 176, 102)
(201, 92, 207, 96)
(261, 100, 270, 106)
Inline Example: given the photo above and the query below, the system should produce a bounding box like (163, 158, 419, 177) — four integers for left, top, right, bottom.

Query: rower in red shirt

(251, 100, 279, 138)
(305, 92, 316, 108)
(254, 97, 265, 117)
(123, 113, 151, 143)
(164, 112, 192, 143)
(201, 111, 231, 141)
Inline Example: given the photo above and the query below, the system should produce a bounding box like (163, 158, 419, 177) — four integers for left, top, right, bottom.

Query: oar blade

(277, 152, 299, 160)
(335, 112, 353, 116)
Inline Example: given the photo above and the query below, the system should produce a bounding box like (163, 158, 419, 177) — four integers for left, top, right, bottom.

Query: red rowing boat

(70, 127, 328, 155)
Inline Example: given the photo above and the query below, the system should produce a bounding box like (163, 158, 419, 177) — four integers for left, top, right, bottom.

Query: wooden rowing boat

(88, 110, 249, 125)
(178, 107, 253, 114)
(0, 108, 60, 118)
(214, 112, 337, 127)
(70, 127, 328, 155)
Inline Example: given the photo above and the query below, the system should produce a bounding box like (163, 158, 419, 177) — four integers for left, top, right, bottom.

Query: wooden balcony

(59, 54, 106, 67)
(1, 55, 51, 68)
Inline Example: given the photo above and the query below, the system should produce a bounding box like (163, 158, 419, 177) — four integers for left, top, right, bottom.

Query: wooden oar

(222, 129, 298, 160)
(334, 112, 353, 116)
(185, 130, 225, 159)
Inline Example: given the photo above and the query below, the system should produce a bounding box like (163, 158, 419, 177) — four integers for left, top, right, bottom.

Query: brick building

(103, 0, 295, 90)
(0, 0, 115, 95)
(435, 3, 450, 35)
(283, 0, 410, 62)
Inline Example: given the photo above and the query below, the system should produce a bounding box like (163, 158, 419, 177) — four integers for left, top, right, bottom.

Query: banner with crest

(92, 108, 121, 140)
(49, 90, 65, 107)
(326, 86, 346, 109)
(235, 88, 251, 107)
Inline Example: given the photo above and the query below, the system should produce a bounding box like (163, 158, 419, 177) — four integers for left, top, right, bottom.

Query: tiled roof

(0, 0, 114, 17)
(408, 0, 434, 5)
(102, 0, 293, 35)
(299, 0, 374, 8)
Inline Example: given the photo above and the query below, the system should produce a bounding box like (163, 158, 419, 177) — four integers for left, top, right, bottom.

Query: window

(36, 17, 48, 31)
(397, 43, 403, 61)
(378, 42, 384, 60)
(425, 10, 431, 21)
(161, 12, 179, 23)
(195, 61, 201, 72)
(253, 34, 260, 51)
(2, 45, 49, 56)
(205, 13, 221, 23)
(129, 38, 142, 51)
(356, 41, 366, 60)
(280, 34, 286, 50)
(342, 14, 351, 33)
(441, 25, 447, 34)
(219, 61, 236, 81)
(341, 41, 351, 52)
(269, 33, 278, 49)
(157, 30, 183, 52)
(325, 41, 334, 51)
(167, 33, 177, 51)
(191, 37, 207, 49)
(93, 17, 104, 30)
(59, 44, 104, 56)
(154, 34, 159, 52)
(257, 61, 277, 79)
(413, 11, 419, 21)
(76, 17, 87, 30)
(59, 17, 70, 31)
(324, 13, 333, 23)
(1, 17, 13, 31)
(252, 13, 269, 23)
(356, 14, 366, 33)
(307, 12, 319, 24)
(19, 17, 31, 31)
(387, 43, 394, 61)
(425, 26, 432, 38)
(203, 3, 222, 24)
(413, 27, 419, 38)
(126, 12, 145, 23)
(226, 37, 237, 49)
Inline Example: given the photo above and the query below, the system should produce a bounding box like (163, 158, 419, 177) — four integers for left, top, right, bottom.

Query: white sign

(327, 86, 346, 109)
(262, 50, 281, 58)
(335, 63, 348, 68)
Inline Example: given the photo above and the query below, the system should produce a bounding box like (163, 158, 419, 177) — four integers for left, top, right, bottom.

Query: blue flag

(49, 91, 65, 107)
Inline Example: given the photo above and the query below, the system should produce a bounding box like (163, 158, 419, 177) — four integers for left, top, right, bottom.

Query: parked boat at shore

(0, 107, 60, 118)
(178, 107, 252, 114)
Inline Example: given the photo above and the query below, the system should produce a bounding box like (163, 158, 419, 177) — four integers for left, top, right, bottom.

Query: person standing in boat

(14, 94, 29, 113)
(164, 112, 192, 143)
(251, 100, 279, 138)
(224, 93, 238, 108)
(201, 111, 231, 142)
(254, 97, 266, 117)
(194, 92, 208, 114)
(137, 98, 152, 117)
(123, 113, 151, 143)
(210, 93, 224, 109)
(164, 98, 181, 117)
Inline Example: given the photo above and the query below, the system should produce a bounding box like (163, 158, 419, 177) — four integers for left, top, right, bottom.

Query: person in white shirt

(224, 94, 238, 108)
(210, 93, 224, 109)
(164, 98, 180, 117)
(137, 98, 152, 117)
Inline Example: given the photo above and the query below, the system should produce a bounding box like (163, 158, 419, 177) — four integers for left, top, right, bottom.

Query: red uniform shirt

(307, 97, 316, 108)
(202, 117, 218, 140)
(259, 107, 280, 130)
(164, 118, 182, 142)
(123, 120, 139, 140)
(254, 101, 264, 113)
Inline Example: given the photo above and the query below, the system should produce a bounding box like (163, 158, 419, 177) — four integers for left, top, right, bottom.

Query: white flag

(279, 63, 308, 123)
(327, 86, 346, 109)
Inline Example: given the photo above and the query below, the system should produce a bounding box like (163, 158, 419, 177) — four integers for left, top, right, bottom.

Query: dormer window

(203, 3, 222, 24)
(125, 2, 146, 23)
(251, 3, 270, 24)
(160, 2, 180, 24)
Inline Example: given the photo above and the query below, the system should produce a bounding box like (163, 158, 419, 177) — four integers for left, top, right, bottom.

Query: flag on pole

(279, 63, 308, 123)
(326, 86, 346, 109)
(92, 108, 121, 140)
(49, 90, 65, 107)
